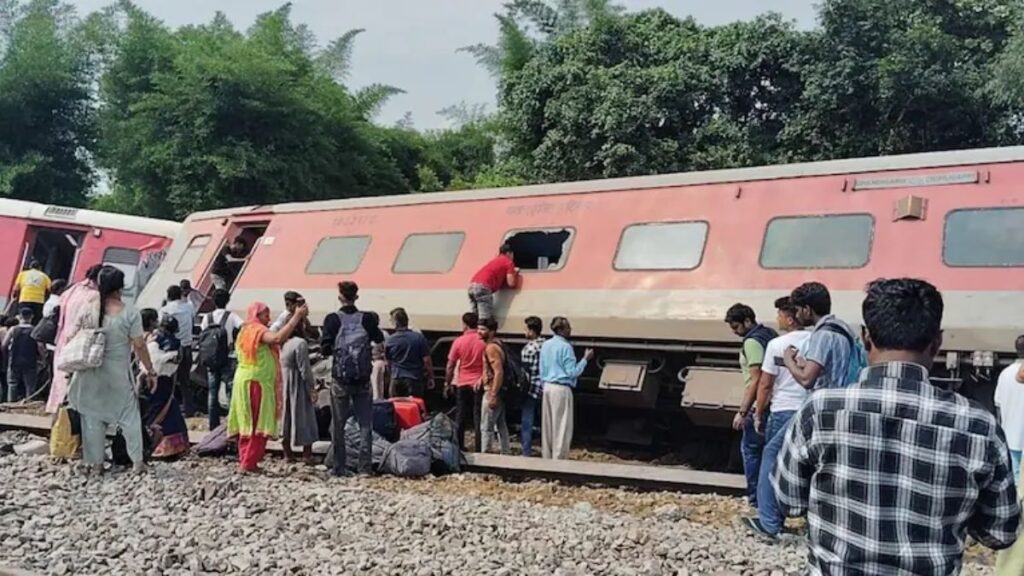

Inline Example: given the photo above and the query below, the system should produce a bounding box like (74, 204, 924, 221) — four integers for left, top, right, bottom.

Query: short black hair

(862, 278, 943, 353)
(179, 279, 192, 289)
(18, 307, 33, 321)
(284, 291, 302, 304)
(338, 281, 359, 302)
(462, 312, 479, 329)
(28, 260, 40, 270)
(774, 296, 797, 318)
(480, 317, 498, 331)
(213, 288, 231, 309)
(525, 316, 543, 335)
(141, 308, 159, 332)
(51, 279, 67, 296)
(159, 314, 180, 335)
(166, 285, 183, 301)
(724, 303, 756, 325)
(791, 282, 831, 316)
(499, 242, 513, 255)
(551, 316, 571, 336)
(1015, 335, 1024, 358)
(390, 307, 409, 328)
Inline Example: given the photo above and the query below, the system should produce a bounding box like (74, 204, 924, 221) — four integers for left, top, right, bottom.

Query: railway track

(0, 412, 745, 495)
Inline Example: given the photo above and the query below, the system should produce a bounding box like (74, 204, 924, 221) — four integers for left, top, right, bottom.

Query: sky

(69, 0, 818, 129)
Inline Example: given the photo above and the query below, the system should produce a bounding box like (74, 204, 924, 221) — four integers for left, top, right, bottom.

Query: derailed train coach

(137, 146, 1024, 447)
(0, 198, 180, 309)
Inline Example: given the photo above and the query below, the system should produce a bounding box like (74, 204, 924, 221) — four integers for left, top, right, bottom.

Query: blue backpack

(818, 322, 869, 387)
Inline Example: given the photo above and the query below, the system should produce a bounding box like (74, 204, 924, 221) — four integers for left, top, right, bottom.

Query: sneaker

(739, 516, 778, 542)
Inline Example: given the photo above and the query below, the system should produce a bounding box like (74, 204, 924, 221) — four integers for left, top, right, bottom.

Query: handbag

(56, 328, 106, 373)
(31, 308, 59, 345)
(50, 406, 81, 460)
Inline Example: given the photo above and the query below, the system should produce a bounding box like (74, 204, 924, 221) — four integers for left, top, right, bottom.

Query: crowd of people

(724, 278, 1024, 574)
(10, 241, 1024, 573)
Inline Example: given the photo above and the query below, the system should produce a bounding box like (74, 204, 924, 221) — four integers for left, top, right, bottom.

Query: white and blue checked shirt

(520, 338, 545, 400)
(773, 362, 1020, 575)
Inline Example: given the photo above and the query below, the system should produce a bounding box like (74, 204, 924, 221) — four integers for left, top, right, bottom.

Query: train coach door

(193, 219, 269, 313)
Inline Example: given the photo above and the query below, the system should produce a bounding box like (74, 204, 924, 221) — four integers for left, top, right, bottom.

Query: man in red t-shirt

(445, 312, 487, 451)
(468, 243, 520, 320)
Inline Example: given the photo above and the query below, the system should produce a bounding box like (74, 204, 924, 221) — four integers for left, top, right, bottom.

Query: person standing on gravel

(740, 296, 809, 539)
(478, 318, 510, 455)
(519, 316, 545, 457)
(773, 278, 1020, 573)
(994, 334, 1024, 483)
(445, 312, 486, 451)
(320, 281, 384, 476)
(539, 317, 592, 460)
(724, 303, 777, 508)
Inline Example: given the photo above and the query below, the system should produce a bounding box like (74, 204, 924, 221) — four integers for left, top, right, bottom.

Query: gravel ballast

(0, 445, 1000, 575)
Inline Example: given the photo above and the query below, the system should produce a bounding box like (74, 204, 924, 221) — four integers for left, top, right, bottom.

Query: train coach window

(307, 236, 371, 274)
(944, 208, 1024, 267)
(174, 235, 211, 273)
(760, 214, 874, 269)
(503, 228, 574, 271)
(102, 247, 141, 288)
(393, 232, 465, 273)
(614, 221, 708, 270)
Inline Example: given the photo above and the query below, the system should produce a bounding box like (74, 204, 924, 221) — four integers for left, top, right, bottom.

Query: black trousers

(453, 386, 483, 452)
(329, 381, 373, 475)
(175, 348, 194, 416)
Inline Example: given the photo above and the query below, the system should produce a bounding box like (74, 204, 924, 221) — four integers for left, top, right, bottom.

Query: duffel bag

(380, 438, 432, 477)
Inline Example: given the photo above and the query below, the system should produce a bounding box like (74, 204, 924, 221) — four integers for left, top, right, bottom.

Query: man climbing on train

(467, 243, 519, 321)
(724, 303, 777, 508)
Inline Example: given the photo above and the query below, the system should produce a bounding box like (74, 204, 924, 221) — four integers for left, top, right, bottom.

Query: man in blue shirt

(783, 282, 859, 391)
(539, 316, 593, 460)
(384, 307, 433, 398)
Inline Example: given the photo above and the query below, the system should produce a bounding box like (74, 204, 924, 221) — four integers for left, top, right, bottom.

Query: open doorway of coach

(23, 227, 85, 285)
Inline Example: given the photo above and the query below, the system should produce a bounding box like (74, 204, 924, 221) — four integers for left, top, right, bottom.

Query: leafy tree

(0, 0, 94, 205)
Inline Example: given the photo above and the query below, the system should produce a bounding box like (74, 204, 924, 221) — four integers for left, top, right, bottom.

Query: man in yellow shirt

(12, 260, 51, 324)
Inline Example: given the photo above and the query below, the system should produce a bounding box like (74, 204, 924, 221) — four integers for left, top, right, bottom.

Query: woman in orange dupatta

(227, 301, 307, 472)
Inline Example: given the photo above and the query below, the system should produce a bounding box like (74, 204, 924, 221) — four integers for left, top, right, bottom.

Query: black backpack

(497, 342, 529, 397)
(197, 312, 230, 370)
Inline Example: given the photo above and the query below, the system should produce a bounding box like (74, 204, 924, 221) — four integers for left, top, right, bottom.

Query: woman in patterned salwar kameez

(227, 301, 307, 472)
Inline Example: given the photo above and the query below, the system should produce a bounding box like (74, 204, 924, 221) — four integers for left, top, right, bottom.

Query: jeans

(741, 413, 765, 506)
(1012, 450, 1022, 486)
(207, 360, 235, 430)
(480, 394, 510, 454)
(521, 395, 539, 456)
(330, 380, 373, 475)
(757, 410, 797, 534)
(467, 284, 495, 320)
(7, 366, 38, 403)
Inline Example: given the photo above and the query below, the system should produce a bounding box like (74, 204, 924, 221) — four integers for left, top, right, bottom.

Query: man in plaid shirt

(520, 316, 545, 456)
(773, 278, 1019, 574)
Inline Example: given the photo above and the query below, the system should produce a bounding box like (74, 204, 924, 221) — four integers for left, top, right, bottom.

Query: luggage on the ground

(380, 438, 432, 477)
(196, 423, 230, 456)
(391, 397, 423, 431)
(401, 413, 464, 474)
(50, 406, 81, 460)
(326, 415, 391, 472)
(197, 312, 231, 370)
(373, 399, 398, 441)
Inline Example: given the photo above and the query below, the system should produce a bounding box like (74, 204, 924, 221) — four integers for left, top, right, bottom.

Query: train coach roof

(0, 198, 181, 237)
(187, 145, 1024, 222)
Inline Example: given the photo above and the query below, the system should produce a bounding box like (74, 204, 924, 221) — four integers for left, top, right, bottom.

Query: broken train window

(502, 228, 575, 271)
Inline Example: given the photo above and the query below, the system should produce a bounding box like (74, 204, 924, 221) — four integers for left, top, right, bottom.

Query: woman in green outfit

(69, 266, 156, 473)
(227, 300, 306, 472)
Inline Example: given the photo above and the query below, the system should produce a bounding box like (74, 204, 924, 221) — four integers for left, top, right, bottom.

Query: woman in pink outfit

(47, 265, 102, 413)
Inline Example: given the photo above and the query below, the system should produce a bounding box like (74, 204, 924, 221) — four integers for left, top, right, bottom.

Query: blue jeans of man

(757, 410, 797, 534)
(1011, 450, 1022, 486)
(207, 360, 235, 430)
(521, 395, 539, 456)
(741, 412, 765, 505)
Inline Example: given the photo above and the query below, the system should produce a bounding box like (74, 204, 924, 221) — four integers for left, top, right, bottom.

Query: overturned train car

(137, 147, 1024, 447)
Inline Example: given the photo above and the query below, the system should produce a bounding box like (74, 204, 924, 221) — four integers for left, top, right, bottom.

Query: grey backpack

(332, 311, 371, 385)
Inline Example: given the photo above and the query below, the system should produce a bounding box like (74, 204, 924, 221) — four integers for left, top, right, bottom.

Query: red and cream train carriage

(137, 147, 1024, 442)
(0, 199, 180, 309)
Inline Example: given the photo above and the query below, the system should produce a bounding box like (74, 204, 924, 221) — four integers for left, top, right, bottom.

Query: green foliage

(0, 0, 94, 205)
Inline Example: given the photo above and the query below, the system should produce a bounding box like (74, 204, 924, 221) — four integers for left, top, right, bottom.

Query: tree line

(2, 0, 1023, 220)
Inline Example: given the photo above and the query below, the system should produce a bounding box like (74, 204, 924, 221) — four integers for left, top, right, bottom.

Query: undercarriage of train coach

(185, 334, 1008, 473)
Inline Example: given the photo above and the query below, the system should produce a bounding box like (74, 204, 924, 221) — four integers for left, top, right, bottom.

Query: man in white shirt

(199, 288, 244, 430)
(742, 296, 811, 540)
(995, 335, 1024, 484)
(161, 284, 198, 415)
(42, 279, 66, 319)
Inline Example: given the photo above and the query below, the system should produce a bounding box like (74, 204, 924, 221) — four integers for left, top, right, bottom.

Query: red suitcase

(391, 397, 424, 430)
